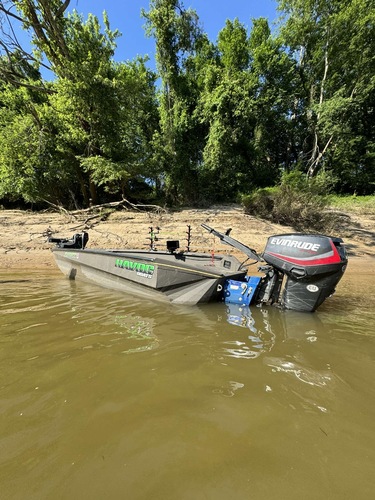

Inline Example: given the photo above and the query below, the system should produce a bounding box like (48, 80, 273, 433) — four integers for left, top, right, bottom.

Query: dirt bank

(0, 205, 374, 272)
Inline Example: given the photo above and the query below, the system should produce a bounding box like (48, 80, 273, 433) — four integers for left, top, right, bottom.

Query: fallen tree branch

(43, 197, 168, 217)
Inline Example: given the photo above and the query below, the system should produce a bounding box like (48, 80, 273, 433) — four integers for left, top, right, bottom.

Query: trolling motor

(202, 225, 348, 312)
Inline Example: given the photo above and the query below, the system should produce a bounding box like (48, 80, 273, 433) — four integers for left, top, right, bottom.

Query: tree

(0, 1, 70, 88)
(191, 19, 255, 200)
(143, 0, 204, 203)
(248, 17, 299, 184)
(0, 3, 160, 206)
(278, 0, 375, 192)
(0, 81, 73, 203)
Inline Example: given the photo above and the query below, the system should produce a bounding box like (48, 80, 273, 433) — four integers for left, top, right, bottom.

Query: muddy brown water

(1, 267, 375, 500)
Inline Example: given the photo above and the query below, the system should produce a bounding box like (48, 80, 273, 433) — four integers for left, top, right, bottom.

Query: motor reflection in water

(63, 276, 328, 364)
(219, 302, 338, 410)
(219, 302, 325, 359)
(221, 303, 276, 359)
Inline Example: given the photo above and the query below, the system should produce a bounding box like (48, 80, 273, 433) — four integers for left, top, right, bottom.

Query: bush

(241, 187, 277, 219)
(279, 170, 337, 195)
(242, 172, 341, 233)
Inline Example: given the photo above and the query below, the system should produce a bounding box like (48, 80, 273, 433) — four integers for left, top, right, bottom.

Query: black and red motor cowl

(262, 234, 348, 312)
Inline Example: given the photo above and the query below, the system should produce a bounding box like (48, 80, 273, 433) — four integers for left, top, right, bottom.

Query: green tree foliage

(46, 12, 158, 205)
(248, 18, 298, 184)
(242, 171, 340, 232)
(196, 19, 257, 201)
(278, 0, 375, 192)
(143, 0, 204, 204)
(0, 2, 159, 206)
(0, 0, 374, 208)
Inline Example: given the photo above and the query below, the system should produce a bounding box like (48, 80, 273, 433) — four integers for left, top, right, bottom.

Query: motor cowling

(262, 233, 348, 312)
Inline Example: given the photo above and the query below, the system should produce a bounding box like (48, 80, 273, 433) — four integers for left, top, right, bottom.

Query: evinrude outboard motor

(261, 233, 347, 312)
(201, 224, 348, 313)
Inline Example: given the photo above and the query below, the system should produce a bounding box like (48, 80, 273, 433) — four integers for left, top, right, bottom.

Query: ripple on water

(0, 275, 161, 362)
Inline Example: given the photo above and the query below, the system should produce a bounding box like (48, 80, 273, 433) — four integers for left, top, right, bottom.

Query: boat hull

(52, 248, 247, 305)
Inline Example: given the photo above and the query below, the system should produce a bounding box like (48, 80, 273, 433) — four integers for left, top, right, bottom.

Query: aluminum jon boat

(48, 228, 250, 305)
(49, 224, 348, 311)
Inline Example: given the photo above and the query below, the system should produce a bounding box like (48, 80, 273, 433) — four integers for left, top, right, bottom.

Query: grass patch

(329, 195, 375, 215)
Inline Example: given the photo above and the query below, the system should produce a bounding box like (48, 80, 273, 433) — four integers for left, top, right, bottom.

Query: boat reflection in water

(221, 303, 276, 359)
(220, 303, 336, 405)
(219, 302, 325, 358)
(59, 276, 332, 390)
(64, 273, 328, 361)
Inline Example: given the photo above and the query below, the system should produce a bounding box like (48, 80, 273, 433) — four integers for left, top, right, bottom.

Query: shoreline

(1, 252, 373, 276)
(1, 207, 374, 273)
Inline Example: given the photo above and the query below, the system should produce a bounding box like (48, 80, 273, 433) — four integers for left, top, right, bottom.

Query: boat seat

(49, 231, 89, 249)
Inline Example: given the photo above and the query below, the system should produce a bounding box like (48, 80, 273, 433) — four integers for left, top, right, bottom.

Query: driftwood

(43, 197, 168, 225)
(41, 197, 168, 243)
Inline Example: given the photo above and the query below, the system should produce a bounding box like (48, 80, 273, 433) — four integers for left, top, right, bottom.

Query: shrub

(242, 172, 340, 233)
(241, 187, 277, 219)
(280, 170, 337, 195)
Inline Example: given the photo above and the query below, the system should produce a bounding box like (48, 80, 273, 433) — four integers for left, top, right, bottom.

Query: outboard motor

(201, 224, 347, 312)
(262, 233, 347, 312)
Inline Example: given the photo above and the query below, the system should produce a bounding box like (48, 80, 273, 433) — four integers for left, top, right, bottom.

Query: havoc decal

(115, 259, 155, 279)
(64, 252, 80, 260)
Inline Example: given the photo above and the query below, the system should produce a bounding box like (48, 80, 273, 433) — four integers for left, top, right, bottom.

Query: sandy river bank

(1, 205, 374, 274)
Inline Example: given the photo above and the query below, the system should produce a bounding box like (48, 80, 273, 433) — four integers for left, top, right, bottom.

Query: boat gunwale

(52, 248, 245, 279)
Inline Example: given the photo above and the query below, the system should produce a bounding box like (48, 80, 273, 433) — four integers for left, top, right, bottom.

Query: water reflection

(218, 303, 328, 359)
(2, 271, 375, 499)
(264, 356, 332, 388)
(0, 272, 336, 363)
(220, 304, 276, 359)
(217, 303, 340, 414)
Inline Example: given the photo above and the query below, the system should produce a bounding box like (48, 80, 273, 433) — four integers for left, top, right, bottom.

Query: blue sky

(69, 0, 279, 65)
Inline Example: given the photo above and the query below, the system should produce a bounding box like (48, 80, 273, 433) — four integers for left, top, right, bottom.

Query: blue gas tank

(223, 276, 261, 306)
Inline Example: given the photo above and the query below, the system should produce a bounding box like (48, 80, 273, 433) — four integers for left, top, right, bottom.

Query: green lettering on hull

(115, 259, 155, 278)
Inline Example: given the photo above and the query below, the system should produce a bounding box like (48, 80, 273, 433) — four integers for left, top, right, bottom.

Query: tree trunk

(307, 28, 330, 178)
